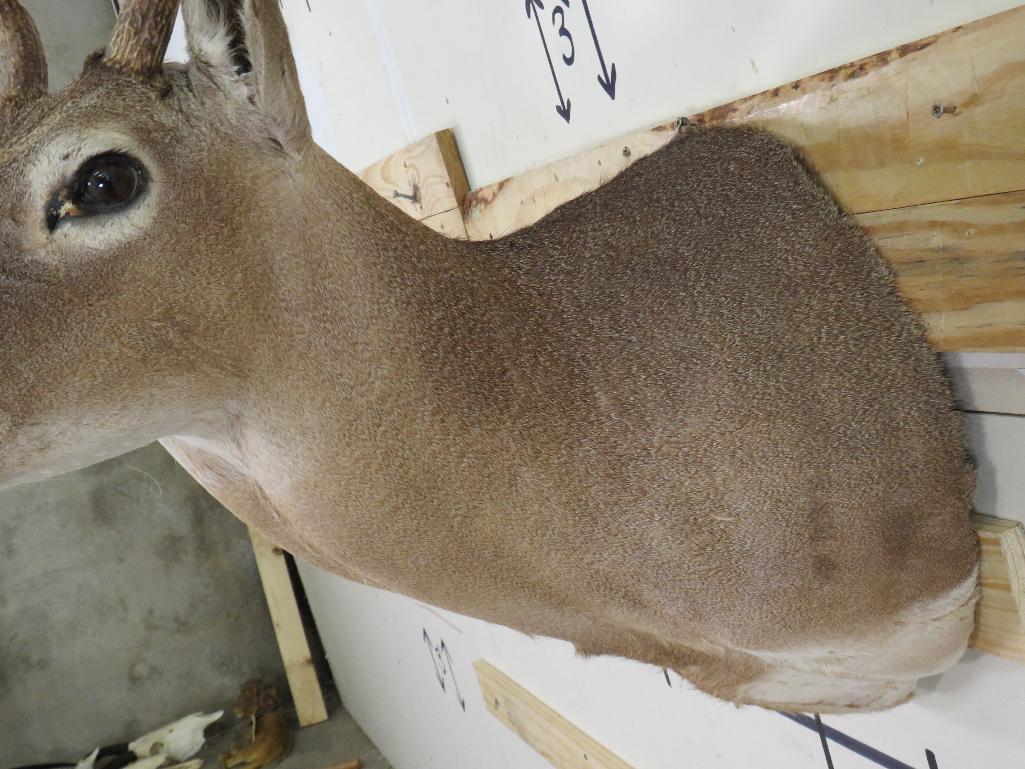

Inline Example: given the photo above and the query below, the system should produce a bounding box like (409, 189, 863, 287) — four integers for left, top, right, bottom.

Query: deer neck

(179, 144, 478, 477)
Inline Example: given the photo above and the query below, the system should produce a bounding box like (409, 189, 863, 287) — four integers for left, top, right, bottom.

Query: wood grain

(689, 5, 1025, 214)
(857, 190, 1025, 351)
(475, 660, 635, 769)
(970, 514, 1025, 663)
(359, 129, 469, 221)
(249, 528, 329, 726)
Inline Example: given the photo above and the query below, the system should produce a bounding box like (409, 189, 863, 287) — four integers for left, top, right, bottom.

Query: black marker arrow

(526, 0, 572, 123)
(581, 0, 616, 100)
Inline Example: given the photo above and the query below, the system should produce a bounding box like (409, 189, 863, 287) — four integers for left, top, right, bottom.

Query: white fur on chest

(739, 568, 980, 712)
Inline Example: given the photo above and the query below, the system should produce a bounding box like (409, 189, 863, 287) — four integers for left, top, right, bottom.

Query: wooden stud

(435, 128, 471, 211)
(475, 660, 636, 769)
(970, 514, 1025, 662)
(249, 528, 329, 726)
(359, 129, 469, 221)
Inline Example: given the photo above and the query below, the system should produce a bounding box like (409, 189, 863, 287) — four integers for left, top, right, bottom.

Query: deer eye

(46, 153, 147, 232)
(73, 153, 144, 211)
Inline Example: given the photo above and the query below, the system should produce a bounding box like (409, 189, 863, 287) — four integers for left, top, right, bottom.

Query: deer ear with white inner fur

(181, 0, 311, 154)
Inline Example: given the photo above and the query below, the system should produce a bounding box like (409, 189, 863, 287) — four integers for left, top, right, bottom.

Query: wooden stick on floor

(249, 528, 329, 726)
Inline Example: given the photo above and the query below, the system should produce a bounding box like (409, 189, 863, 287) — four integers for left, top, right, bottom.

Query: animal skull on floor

(0, 0, 979, 712)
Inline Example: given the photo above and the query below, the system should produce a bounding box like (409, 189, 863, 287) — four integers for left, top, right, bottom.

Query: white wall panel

(308, 0, 1022, 186)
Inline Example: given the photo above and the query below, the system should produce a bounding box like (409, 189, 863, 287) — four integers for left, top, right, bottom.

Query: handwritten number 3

(552, 5, 574, 66)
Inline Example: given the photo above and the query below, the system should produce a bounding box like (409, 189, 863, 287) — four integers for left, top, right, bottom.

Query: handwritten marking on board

(525, 0, 571, 123)
(814, 714, 836, 769)
(423, 628, 467, 711)
(581, 0, 616, 99)
(552, 3, 575, 65)
(782, 713, 954, 769)
(524, 0, 618, 123)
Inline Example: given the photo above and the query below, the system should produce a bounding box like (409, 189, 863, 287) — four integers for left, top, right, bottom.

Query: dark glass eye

(73, 153, 144, 211)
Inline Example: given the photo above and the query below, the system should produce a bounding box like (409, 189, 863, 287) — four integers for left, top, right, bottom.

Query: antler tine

(106, 0, 181, 77)
(0, 0, 47, 102)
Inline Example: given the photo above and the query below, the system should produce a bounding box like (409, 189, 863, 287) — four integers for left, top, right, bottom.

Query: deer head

(0, 0, 312, 488)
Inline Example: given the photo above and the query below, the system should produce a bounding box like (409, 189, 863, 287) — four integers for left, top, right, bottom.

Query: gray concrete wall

(2, 3, 285, 763)
(0, 445, 286, 763)
(25, 0, 118, 90)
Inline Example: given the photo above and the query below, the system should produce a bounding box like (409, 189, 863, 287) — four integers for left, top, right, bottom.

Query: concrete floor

(197, 701, 392, 769)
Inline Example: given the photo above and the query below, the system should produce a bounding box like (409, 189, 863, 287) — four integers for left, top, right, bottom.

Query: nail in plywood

(970, 514, 1025, 662)
(359, 129, 469, 221)
(856, 190, 1025, 352)
(249, 528, 329, 726)
(475, 660, 636, 769)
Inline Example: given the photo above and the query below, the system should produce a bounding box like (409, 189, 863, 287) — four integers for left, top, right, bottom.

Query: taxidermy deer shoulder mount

(0, 0, 979, 712)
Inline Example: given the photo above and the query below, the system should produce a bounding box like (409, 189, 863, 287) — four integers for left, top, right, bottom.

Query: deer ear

(239, 0, 311, 151)
(183, 0, 311, 154)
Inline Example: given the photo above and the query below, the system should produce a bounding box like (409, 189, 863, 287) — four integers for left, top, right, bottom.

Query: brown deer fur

(0, 0, 978, 712)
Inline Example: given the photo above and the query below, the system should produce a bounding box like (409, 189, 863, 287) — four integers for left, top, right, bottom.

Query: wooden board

(463, 121, 680, 240)
(475, 660, 635, 769)
(971, 514, 1025, 662)
(857, 191, 1025, 351)
(250, 528, 329, 726)
(688, 5, 1025, 215)
(359, 129, 469, 221)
